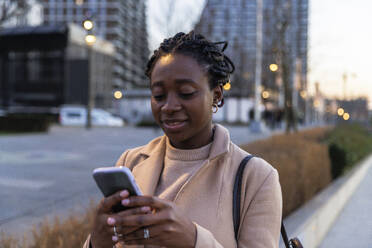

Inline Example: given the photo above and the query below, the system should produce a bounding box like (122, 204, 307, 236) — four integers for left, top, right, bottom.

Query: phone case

(92, 166, 142, 212)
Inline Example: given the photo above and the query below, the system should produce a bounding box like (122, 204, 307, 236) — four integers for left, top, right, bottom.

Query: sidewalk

(319, 158, 372, 247)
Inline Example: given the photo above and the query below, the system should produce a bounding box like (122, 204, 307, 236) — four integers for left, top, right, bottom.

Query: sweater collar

(132, 124, 230, 195)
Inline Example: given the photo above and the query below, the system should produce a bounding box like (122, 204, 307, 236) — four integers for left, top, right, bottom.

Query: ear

(212, 85, 223, 104)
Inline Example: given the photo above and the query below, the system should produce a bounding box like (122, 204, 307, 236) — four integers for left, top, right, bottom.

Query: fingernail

(107, 217, 116, 225)
(122, 199, 130, 205)
(141, 206, 151, 212)
(112, 235, 118, 242)
(120, 190, 129, 197)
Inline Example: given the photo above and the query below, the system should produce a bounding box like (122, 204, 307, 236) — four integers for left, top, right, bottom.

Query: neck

(169, 124, 215, 150)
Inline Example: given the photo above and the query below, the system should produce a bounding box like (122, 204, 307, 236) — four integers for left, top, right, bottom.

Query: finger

(114, 225, 142, 236)
(123, 225, 162, 242)
(114, 211, 166, 227)
(98, 190, 129, 214)
(115, 206, 152, 217)
(107, 206, 151, 226)
(121, 195, 170, 211)
(105, 205, 150, 228)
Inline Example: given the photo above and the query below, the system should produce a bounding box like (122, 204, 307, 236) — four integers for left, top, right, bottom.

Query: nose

(161, 93, 182, 114)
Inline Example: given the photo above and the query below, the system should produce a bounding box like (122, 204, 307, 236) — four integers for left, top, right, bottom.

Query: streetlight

(337, 107, 345, 116)
(343, 112, 350, 121)
(250, 0, 264, 133)
(85, 34, 96, 45)
(262, 90, 270, 99)
(83, 19, 93, 31)
(83, 18, 96, 129)
(114, 90, 123, 100)
(269, 63, 278, 72)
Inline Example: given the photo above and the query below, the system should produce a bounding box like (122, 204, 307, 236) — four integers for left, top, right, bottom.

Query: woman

(84, 31, 282, 248)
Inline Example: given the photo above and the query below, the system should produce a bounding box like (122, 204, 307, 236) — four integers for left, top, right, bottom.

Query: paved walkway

(319, 158, 372, 248)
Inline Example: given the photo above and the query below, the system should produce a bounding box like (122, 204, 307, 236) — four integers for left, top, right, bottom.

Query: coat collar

(131, 123, 231, 195)
(209, 124, 231, 160)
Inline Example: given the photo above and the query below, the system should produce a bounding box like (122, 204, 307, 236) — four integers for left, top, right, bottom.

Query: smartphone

(93, 166, 142, 212)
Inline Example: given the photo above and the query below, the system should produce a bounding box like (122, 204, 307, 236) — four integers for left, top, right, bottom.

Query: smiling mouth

(162, 120, 187, 131)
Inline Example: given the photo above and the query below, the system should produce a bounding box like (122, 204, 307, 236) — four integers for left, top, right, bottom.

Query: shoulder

(229, 142, 280, 193)
(115, 135, 166, 169)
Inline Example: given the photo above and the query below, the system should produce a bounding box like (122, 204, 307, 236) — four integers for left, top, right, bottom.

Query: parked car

(59, 106, 124, 127)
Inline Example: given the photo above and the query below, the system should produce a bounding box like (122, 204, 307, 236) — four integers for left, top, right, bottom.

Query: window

(67, 112, 82, 118)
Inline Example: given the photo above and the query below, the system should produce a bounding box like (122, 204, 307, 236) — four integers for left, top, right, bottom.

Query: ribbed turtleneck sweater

(155, 138, 212, 201)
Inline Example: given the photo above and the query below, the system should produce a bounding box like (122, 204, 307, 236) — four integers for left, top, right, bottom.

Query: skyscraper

(196, 1, 258, 97)
(195, 0, 308, 110)
(41, 0, 149, 89)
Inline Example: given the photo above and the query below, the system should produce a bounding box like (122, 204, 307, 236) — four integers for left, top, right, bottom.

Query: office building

(0, 24, 115, 113)
(195, 0, 309, 111)
(41, 0, 149, 89)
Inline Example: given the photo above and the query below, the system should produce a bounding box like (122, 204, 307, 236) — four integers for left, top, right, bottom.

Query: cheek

(189, 95, 213, 121)
(151, 99, 160, 119)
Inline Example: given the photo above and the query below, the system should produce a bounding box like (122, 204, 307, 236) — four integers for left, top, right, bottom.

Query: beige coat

(84, 124, 282, 248)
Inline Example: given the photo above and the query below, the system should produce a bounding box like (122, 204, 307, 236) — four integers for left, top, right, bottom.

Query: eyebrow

(151, 78, 198, 89)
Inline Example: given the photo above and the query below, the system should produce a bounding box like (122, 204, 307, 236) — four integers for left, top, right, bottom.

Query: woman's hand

(116, 196, 197, 248)
(90, 190, 151, 248)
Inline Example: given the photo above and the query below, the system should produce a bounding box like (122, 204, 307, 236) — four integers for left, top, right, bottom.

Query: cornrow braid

(145, 31, 235, 91)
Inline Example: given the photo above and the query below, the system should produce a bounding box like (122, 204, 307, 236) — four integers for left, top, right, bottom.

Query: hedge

(241, 127, 332, 217)
(326, 124, 372, 179)
(0, 114, 53, 133)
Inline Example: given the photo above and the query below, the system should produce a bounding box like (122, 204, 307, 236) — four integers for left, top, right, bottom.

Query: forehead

(150, 54, 208, 85)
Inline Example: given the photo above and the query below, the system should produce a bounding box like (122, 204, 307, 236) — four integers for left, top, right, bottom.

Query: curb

(280, 154, 372, 248)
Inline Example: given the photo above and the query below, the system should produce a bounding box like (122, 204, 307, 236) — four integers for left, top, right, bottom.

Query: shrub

(0, 205, 96, 248)
(240, 127, 332, 217)
(0, 114, 53, 133)
(326, 124, 372, 179)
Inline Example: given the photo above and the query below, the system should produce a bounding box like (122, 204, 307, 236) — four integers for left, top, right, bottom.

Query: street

(0, 124, 269, 236)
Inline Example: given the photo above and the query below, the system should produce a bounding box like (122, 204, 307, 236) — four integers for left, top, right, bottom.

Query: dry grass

(0, 204, 96, 248)
(240, 127, 332, 217)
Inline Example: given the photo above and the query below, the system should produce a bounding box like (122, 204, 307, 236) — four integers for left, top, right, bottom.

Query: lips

(161, 119, 187, 132)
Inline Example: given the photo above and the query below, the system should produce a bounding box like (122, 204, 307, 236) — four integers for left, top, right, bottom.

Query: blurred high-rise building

(41, 0, 149, 89)
(195, 0, 308, 111)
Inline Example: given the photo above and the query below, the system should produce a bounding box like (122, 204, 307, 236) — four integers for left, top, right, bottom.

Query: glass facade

(195, 0, 309, 105)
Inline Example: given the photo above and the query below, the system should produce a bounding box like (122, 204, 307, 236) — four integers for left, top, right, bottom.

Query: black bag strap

(233, 155, 255, 239)
(233, 155, 302, 248)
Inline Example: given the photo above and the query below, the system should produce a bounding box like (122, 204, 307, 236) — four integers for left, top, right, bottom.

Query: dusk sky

(148, 0, 372, 108)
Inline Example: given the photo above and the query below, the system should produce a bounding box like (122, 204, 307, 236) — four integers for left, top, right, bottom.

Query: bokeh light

(337, 108, 345, 116)
(114, 91, 123, 99)
(83, 19, 93, 30)
(269, 63, 278, 72)
(223, 82, 231, 91)
(85, 34, 96, 45)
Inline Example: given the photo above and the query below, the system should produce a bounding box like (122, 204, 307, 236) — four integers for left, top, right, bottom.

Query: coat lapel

(172, 124, 231, 223)
(131, 136, 166, 196)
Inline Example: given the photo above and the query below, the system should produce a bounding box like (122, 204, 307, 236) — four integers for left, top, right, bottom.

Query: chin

(164, 131, 190, 146)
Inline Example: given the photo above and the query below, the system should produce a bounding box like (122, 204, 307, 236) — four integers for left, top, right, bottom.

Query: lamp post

(250, 0, 264, 133)
(83, 18, 95, 129)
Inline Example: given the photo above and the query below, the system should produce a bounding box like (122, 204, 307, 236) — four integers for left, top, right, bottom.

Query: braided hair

(145, 31, 235, 106)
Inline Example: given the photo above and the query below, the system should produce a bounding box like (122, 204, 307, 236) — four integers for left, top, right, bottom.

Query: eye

(179, 92, 195, 99)
(152, 94, 165, 101)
